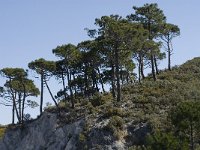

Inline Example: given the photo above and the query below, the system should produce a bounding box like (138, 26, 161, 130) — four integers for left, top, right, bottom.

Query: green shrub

(78, 132, 88, 150)
(104, 107, 125, 118)
(85, 102, 96, 114)
(89, 92, 113, 107)
(43, 102, 57, 112)
(0, 126, 6, 139)
(79, 133, 86, 142)
(146, 131, 188, 150)
(90, 93, 104, 107)
(104, 116, 125, 140)
(58, 101, 69, 109)
(170, 101, 200, 149)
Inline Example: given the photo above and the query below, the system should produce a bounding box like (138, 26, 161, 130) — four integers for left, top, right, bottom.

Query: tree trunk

(22, 97, 25, 125)
(128, 72, 134, 83)
(72, 74, 77, 98)
(120, 67, 124, 85)
(167, 41, 171, 71)
(140, 55, 145, 79)
(10, 89, 20, 123)
(18, 93, 22, 123)
(12, 92, 20, 123)
(115, 47, 121, 102)
(12, 104, 15, 125)
(61, 71, 67, 102)
(92, 69, 98, 94)
(84, 66, 89, 97)
(151, 54, 157, 81)
(40, 73, 44, 115)
(97, 68, 105, 93)
(95, 79, 99, 92)
(154, 55, 159, 75)
(44, 80, 58, 108)
(22, 83, 26, 125)
(148, 17, 156, 81)
(138, 53, 145, 82)
(67, 69, 74, 108)
(138, 58, 141, 83)
(111, 64, 116, 99)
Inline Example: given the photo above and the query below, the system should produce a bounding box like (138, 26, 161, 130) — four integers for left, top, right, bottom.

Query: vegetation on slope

(0, 126, 6, 140)
(44, 57, 200, 149)
(0, 2, 200, 150)
(0, 3, 180, 126)
(122, 57, 200, 149)
(1, 58, 200, 150)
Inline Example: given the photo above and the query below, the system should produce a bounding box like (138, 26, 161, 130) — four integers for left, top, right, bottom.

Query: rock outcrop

(0, 110, 150, 150)
(0, 112, 85, 150)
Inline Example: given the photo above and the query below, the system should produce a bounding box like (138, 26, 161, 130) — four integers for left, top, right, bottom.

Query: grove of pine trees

(0, 3, 180, 125)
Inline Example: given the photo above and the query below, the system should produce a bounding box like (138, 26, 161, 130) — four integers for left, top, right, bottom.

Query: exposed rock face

(0, 112, 85, 150)
(0, 111, 150, 150)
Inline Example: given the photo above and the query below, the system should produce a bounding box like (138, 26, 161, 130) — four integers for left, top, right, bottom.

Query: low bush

(145, 131, 188, 150)
(89, 92, 113, 107)
(104, 107, 125, 118)
(0, 126, 6, 139)
(104, 116, 125, 140)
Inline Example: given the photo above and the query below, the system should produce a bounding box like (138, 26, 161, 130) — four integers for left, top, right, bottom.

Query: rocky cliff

(0, 112, 85, 150)
(0, 107, 150, 150)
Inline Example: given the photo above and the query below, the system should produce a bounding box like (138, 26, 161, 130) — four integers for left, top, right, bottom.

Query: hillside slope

(0, 57, 200, 150)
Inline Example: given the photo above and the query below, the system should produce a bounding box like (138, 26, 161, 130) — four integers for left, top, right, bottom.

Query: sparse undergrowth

(0, 126, 6, 139)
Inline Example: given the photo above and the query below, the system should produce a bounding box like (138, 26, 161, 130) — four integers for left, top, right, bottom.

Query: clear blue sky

(0, 0, 199, 125)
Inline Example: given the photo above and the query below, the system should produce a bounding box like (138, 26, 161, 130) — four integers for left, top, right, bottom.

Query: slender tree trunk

(22, 83, 26, 125)
(125, 69, 129, 83)
(12, 104, 15, 125)
(115, 47, 121, 102)
(66, 69, 74, 108)
(154, 55, 159, 75)
(140, 55, 145, 79)
(18, 93, 22, 123)
(130, 74, 134, 83)
(10, 90, 20, 123)
(22, 97, 25, 125)
(120, 67, 124, 85)
(12, 92, 20, 123)
(14, 102, 20, 123)
(167, 41, 171, 71)
(44, 80, 59, 109)
(8, 78, 16, 124)
(151, 54, 157, 81)
(84, 66, 89, 97)
(138, 60, 141, 83)
(14, 104, 20, 123)
(138, 54, 143, 82)
(97, 68, 105, 93)
(95, 78, 99, 92)
(22, 101, 25, 125)
(44, 79, 61, 116)
(40, 73, 44, 115)
(61, 71, 67, 102)
(72, 74, 77, 98)
(111, 64, 116, 99)
(92, 69, 98, 94)
(148, 17, 156, 81)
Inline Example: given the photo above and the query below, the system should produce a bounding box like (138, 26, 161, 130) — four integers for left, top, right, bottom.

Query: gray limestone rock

(0, 112, 85, 150)
(0, 112, 150, 150)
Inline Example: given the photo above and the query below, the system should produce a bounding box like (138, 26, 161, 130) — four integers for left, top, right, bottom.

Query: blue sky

(0, 0, 199, 124)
